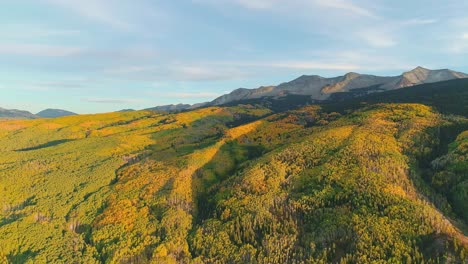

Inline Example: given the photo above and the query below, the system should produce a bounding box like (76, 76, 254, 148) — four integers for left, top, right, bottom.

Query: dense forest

(0, 80, 467, 263)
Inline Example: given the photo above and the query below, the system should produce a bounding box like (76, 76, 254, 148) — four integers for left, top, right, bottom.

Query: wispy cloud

(174, 65, 247, 81)
(32, 82, 84, 89)
(103, 64, 249, 82)
(46, 0, 133, 30)
(401, 18, 438, 25)
(82, 98, 144, 104)
(104, 66, 151, 75)
(199, 0, 378, 18)
(1, 24, 80, 39)
(230, 0, 275, 9)
(312, 0, 377, 18)
(208, 60, 361, 71)
(446, 33, 468, 54)
(148, 91, 222, 99)
(259, 61, 360, 71)
(194, 0, 276, 10)
(358, 30, 397, 48)
(0, 44, 83, 57)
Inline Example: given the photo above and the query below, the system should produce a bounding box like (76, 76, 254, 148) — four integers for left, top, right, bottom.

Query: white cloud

(358, 30, 397, 48)
(32, 82, 84, 89)
(264, 61, 359, 71)
(215, 60, 360, 71)
(46, 0, 133, 30)
(446, 33, 468, 54)
(197, 0, 377, 18)
(82, 98, 144, 104)
(402, 18, 437, 25)
(312, 0, 377, 18)
(0, 44, 83, 57)
(231, 0, 275, 9)
(173, 66, 247, 81)
(149, 91, 222, 99)
(104, 66, 151, 75)
(331, 51, 412, 70)
(103, 64, 249, 82)
(194, 0, 277, 10)
(1, 24, 80, 39)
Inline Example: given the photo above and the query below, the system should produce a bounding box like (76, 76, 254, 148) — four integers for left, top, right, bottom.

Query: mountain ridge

(0, 108, 77, 119)
(150, 67, 468, 112)
(0, 107, 37, 119)
(214, 66, 468, 104)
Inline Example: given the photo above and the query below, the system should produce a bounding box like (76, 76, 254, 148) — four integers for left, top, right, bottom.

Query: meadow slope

(0, 102, 467, 263)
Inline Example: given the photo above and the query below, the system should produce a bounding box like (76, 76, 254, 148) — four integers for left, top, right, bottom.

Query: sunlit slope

(0, 103, 467, 263)
(0, 107, 270, 263)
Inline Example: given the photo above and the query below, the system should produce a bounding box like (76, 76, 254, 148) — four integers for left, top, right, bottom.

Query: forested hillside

(0, 86, 467, 263)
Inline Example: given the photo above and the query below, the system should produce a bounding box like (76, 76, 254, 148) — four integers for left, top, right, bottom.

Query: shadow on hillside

(190, 138, 266, 224)
(412, 122, 468, 236)
(0, 213, 25, 228)
(7, 249, 37, 263)
(321, 79, 468, 116)
(16, 139, 75, 152)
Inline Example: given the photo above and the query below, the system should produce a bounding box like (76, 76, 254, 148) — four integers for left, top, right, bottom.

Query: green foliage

(0, 103, 467, 263)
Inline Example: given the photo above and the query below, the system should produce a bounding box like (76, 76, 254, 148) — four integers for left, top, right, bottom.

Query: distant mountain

(0, 107, 37, 119)
(146, 103, 195, 112)
(145, 103, 211, 112)
(147, 67, 468, 112)
(210, 66, 468, 105)
(36, 109, 77, 118)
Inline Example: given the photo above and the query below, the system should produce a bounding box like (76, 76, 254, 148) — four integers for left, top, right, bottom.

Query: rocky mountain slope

(150, 67, 468, 112)
(211, 66, 468, 105)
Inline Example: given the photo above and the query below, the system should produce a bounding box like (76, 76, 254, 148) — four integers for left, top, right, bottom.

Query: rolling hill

(0, 107, 36, 119)
(36, 109, 77, 118)
(0, 80, 467, 263)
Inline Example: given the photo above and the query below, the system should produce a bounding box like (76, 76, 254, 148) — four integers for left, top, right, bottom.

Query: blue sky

(1, 0, 468, 113)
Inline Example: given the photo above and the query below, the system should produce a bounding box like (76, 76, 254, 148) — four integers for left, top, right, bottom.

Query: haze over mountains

(36, 109, 77, 118)
(0, 107, 37, 119)
(2, 67, 467, 119)
(211, 66, 468, 104)
(161, 67, 468, 111)
(0, 108, 76, 119)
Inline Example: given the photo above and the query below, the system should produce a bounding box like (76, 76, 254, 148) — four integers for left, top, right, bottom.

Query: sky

(1, 0, 468, 114)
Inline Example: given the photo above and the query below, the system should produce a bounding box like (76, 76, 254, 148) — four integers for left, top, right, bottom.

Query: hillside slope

(0, 87, 467, 263)
(0, 107, 37, 119)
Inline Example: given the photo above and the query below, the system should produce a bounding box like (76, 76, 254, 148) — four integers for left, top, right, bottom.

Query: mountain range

(2, 67, 467, 118)
(0, 107, 37, 119)
(154, 66, 468, 111)
(0, 108, 76, 119)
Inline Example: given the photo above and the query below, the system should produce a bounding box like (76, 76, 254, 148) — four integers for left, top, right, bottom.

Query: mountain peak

(344, 72, 361, 79)
(414, 66, 428, 70)
(408, 66, 430, 73)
